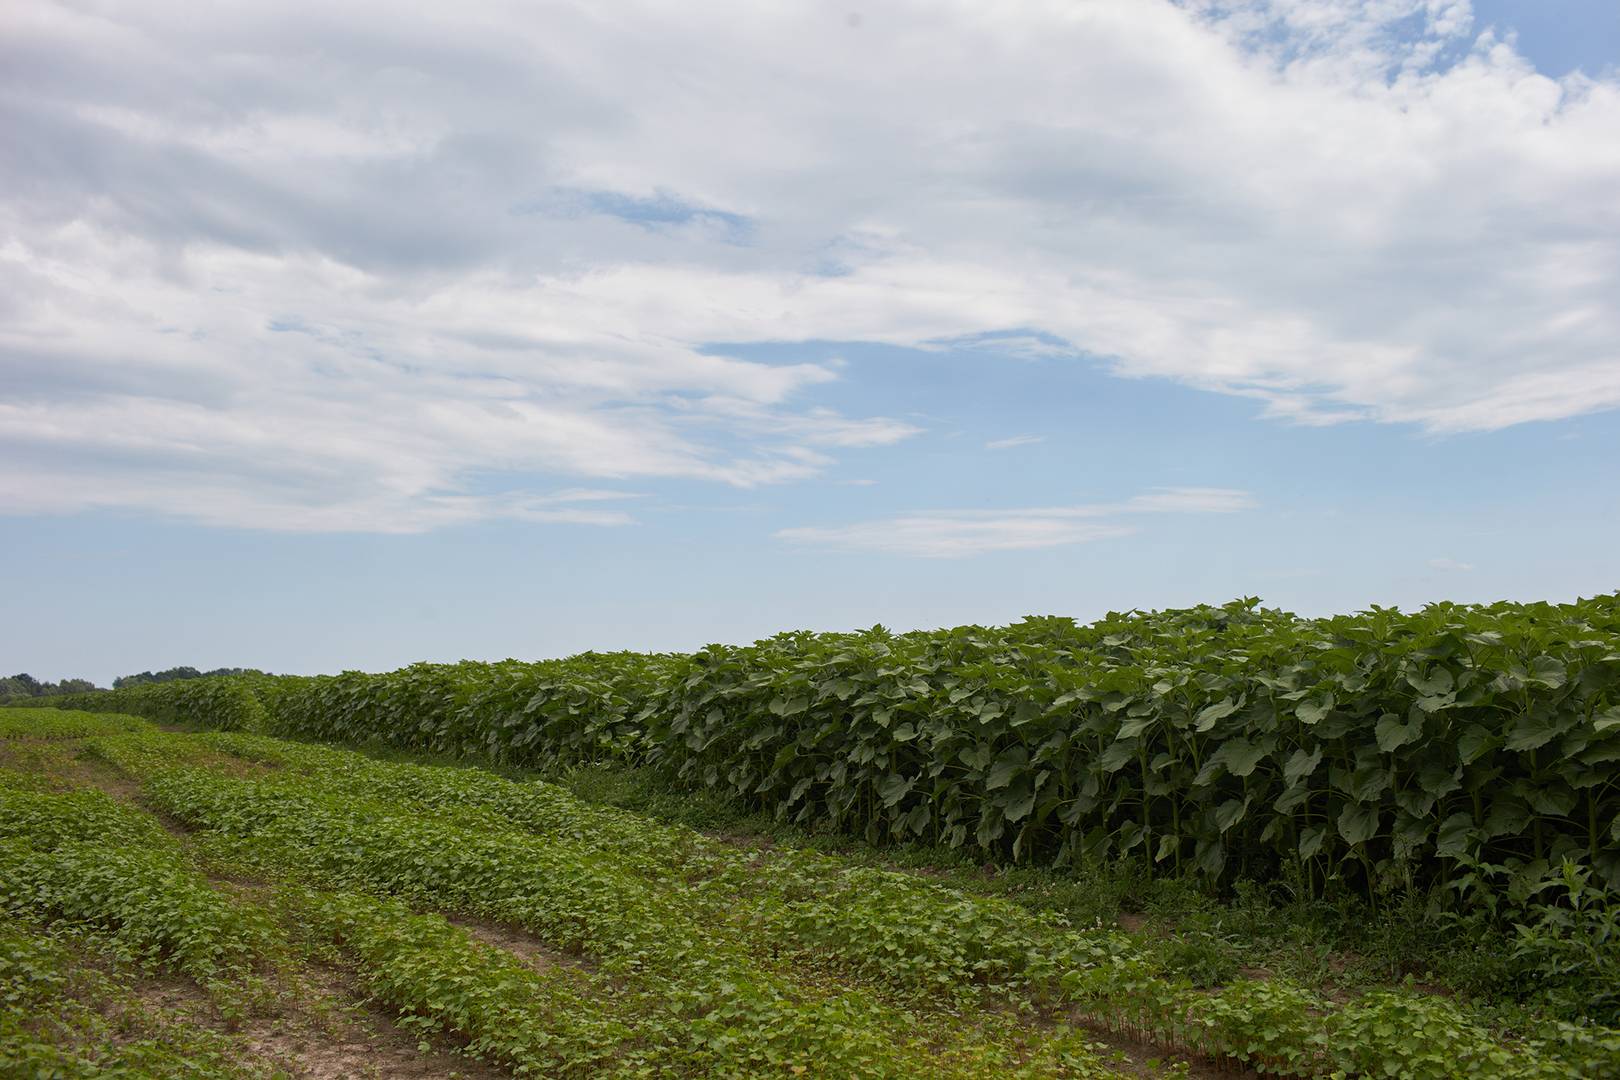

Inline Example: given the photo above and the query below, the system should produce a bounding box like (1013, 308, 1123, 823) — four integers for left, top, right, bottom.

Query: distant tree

(113, 666, 263, 689)
(0, 672, 103, 702)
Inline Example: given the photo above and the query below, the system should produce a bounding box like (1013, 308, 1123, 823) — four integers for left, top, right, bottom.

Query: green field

(6, 596, 1620, 1077)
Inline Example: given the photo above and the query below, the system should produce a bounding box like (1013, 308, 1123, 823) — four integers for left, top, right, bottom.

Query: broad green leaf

(1296, 695, 1333, 725)
(1337, 803, 1380, 845)
(1346, 764, 1390, 803)
(1194, 698, 1238, 731)
(1010, 700, 1041, 728)
(1097, 739, 1137, 774)
(1504, 715, 1560, 752)
(1524, 783, 1576, 818)
(1484, 794, 1531, 839)
(1415, 692, 1456, 713)
(1116, 714, 1155, 739)
(1405, 667, 1454, 697)
(1394, 788, 1436, 818)
(958, 744, 994, 772)
(1417, 761, 1462, 798)
(1527, 655, 1567, 689)
(1283, 746, 1322, 786)
(1375, 713, 1422, 753)
(1001, 780, 1037, 822)
(1215, 797, 1249, 833)
(1274, 783, 1311, 813)
(985, 746, 1028, 790)
(1456, 724, 1497, 765)
(1435, 812, 1476, 858)
(1392, 812, 1430, 857)
(1195, 837, 1226, 877)
(1214, 737, 1268, 778)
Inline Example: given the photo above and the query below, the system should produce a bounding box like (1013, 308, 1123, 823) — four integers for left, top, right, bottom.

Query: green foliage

(43, 676, 271, 731)
(0, 918, 263, 1079)
(1504, 860, 1620, 1019)
(25, 592, 1620, 1066)
(90, 729, 1124, 1078)
(89, 726, 1620, 1078)
(42, 595, 1620, 930)
(113, 666, 264, 689)
(0, 784, 170, 851)
(638, 598, 1620, 915)
(289, 888, 640, 1077)
(0, 706, 155, 740)
(0, 786, 277, 987)
(0, 672, 99, 702)
(0, 841, 272, 985)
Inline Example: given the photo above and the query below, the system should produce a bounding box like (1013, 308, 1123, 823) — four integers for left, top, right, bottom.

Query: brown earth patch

(446, 913, 583, 975)
(245, 963, 509, 1080)
(130, 962, 511, 1080)
(1050, 1004, 1253, 1080)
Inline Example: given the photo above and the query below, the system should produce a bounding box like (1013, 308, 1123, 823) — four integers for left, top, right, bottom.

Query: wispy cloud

(1123, 488, 1257, 514)
(985, 434, 1045, 450)
(1428, 556, 1475, 572)
(776, 487, 1256, 557)
(4, 1, 1618, 531)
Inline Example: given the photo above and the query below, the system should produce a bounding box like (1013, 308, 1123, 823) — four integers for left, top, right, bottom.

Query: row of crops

(7, 709, 1617, 1077)
(30, 595, 1620, 925)
(2, 710, 1117, 1077)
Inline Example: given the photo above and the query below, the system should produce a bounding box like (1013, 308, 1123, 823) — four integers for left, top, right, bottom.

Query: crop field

(6, 597, 1620, 1077)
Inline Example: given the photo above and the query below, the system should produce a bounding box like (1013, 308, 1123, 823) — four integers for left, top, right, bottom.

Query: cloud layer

(3, 0, 1618, 530)
(777, 487, 1257, 557)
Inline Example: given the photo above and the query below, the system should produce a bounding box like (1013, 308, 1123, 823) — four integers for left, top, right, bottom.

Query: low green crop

(90, 726, 1620, 1078)
(289, 888, 640, 1077)
(0, 917, 266, 1079)
(91, 729, 1129, 1078)
(0, 707, 153, 740)
(0, 786, 278, 988)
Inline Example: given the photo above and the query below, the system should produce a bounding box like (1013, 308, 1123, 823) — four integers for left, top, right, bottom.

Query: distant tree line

(113, 667, 265, 689)
(0, 666, 270, 702)
(0, 673, 100, 701)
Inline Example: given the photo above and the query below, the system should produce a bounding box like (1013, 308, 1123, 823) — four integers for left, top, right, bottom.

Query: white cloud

(1124, 487, 1258, 513)
(1428, 556, 1475, 572)
(985, 434, 1045, 450)
(776, 486, 1256, 557)
(3, 0, 1618, 530)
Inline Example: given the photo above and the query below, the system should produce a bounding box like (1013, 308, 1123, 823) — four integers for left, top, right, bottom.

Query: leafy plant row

(0, 706, 154, 740)
(89, 729, 1125, 1079)
(0, 784, 278, 987)
(32, 596, 1620, 918)
(94, 726, 1620, 1078)
(0, 918, 262, 1080)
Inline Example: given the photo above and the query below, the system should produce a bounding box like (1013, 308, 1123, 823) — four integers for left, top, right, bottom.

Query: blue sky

(3, 1, 1619, 685)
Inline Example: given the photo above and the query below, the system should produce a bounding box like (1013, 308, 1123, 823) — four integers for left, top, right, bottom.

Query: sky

(2, 0, 1618, 686)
